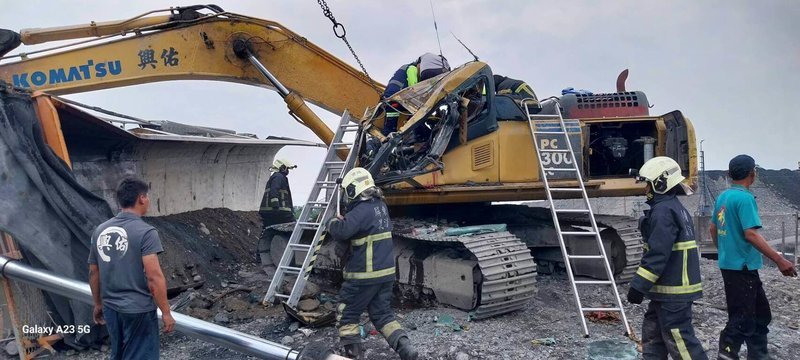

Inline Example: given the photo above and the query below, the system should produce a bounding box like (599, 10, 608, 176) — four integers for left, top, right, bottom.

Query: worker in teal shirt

(710, 154, 797, 360)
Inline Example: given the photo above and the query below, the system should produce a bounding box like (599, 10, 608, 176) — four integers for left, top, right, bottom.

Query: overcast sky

(2, 1, 798, 204)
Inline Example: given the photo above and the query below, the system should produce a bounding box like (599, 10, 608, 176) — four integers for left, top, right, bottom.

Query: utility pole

(695, 140, 713, 216)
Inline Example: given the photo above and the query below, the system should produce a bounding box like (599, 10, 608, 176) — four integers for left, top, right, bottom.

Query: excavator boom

(0, 9, 383, 145)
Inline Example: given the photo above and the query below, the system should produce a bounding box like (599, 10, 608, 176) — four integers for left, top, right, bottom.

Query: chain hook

(332, 23, 346, 39)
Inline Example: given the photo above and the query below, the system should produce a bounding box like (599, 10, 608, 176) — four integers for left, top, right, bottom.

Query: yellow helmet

(635, 156, 687, 194)
(271, 158, 296, 172)
(341, 167, 375, 199)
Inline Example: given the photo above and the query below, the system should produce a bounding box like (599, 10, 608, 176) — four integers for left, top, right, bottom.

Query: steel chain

(316, 0, 383, 99)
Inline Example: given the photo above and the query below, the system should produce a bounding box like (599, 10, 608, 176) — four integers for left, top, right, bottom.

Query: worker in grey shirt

(89, 177, 175, 359)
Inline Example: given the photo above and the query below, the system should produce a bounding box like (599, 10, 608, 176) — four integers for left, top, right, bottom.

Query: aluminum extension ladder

(523, 99, 631, 337)
(263, 111, 363, 307)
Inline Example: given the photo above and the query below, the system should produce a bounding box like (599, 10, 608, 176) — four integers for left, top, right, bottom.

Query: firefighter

(257, 159, 296, 271)
(493, 74, 536, 99)
(627, 157, 707, 360)
(382, 53, 451, 135)
(327, 168, 418, 360)
(382, 60, 419, 135)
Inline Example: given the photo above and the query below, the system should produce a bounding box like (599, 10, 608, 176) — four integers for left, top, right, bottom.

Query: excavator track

(393, 221, 537, 320)
(596, 216, 644, 284)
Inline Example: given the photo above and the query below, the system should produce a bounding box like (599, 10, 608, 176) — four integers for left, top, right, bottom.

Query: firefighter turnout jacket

(383, 63, 419, 99)
(631, 193, 703, 302)
(328, 197, 395, 284)
(260, 172, 293, 212)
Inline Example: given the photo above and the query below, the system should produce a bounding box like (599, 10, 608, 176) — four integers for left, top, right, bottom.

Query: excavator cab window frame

(445, 69, 497, 152)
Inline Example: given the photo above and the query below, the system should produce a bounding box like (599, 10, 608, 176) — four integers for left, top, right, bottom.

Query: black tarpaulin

(0, 83, 112, 347)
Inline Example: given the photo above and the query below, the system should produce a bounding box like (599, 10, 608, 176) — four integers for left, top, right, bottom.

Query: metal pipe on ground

(0, 256, 348, 360)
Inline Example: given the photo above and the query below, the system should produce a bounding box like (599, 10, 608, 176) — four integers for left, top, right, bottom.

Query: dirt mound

(144, 209, 262, 290)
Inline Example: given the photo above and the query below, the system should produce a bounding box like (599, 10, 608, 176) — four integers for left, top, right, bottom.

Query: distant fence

(695, 213, 799, 265)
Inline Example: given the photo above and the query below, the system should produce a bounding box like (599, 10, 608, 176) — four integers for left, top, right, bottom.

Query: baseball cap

(729, 154, 756, 180)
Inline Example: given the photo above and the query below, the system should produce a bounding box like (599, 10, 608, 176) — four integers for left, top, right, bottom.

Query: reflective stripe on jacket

(631, 193, 703, 302)
(259, 172, 293, 212)
(328, 197, 395, 284)
(383, 63, 418, 99)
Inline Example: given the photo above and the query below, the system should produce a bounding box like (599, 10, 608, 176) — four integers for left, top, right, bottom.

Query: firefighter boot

(342, 343, 365, 360)
(395, 336, 419, 360)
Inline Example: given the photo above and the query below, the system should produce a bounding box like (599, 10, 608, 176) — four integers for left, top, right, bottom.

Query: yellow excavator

(0, 5, 696, 319)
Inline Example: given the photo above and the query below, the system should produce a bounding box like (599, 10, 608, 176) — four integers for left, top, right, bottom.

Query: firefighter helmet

(341, 167, 375, 199)
(271, 158, 296, 172)
(634, 156, 687, 194)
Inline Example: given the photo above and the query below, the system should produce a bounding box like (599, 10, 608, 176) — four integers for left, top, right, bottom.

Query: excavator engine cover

(559, 91, 649, 118)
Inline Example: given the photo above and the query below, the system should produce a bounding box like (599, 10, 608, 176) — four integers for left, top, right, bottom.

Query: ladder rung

(528, 115, 561, 119)
(574, 280, 614, 285)
(307, 201, 329, 205)
(542, 168, 577, 172)
(273, 293, 290, 299)
(582, 307, 621, 312)
(555, 209, 590, 214)
(567, 255, 604, 259)
(561, 231, 598, 236)
(289, 244, 312, 250)
(325, 161, 345, 165)
(534, 131, 566, 135)
(316, 181, 336, 185)
(340, 124, 360, 128)
(538, 148, 571, 152)
(549, 188, 583, 192)
(297, 221, 320, 228)
(279, 266, 302, 273)
(330, 143, 351, 147)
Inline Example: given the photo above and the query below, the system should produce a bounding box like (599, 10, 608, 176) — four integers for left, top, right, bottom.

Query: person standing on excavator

(493, 74, 536, 99)
(627, 157, 707, 360)
(382, 52, 450, 135)
(327, 168, 418, 360)
(257, 159, 296, 273)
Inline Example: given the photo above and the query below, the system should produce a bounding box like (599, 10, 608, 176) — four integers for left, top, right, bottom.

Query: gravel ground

(15, 256, 796, 360)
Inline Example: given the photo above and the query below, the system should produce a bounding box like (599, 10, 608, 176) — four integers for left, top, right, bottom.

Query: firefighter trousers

(337, 281, 406, 348)
(642, 301, 708, 360)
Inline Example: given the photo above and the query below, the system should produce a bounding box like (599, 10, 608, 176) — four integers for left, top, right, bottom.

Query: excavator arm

(0, 6, 384, 145)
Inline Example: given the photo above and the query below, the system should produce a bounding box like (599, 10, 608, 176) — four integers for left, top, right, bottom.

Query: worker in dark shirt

(89, 177, 175, 360)
(627, 157, 707, 360)
(327, 168, 417, 360)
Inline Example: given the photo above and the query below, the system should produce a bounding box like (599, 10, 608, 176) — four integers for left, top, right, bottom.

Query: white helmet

(634, 156, 689, 195)
(342, 167, 375, 199)
(271, 158, 296, 172)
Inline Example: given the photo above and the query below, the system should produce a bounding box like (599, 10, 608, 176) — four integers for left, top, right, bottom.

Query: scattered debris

(587, 340, 638, 360)
(435, 314, 462, 332)
(281, 336, 294, 346)
(289, 322, 300, 332)
(531, 338, 557, 346)
(298, 298, 321, 312)
(213, 312, 229, 324)
(298, 328, 315, 337)
(199, 222, 211, 235)
(586, 310, 621, 323)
